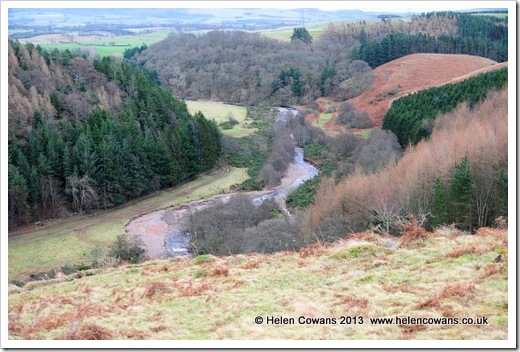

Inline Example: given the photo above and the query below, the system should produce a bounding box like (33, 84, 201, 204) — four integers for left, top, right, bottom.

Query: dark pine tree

(449, 155, 475, 230)
(431, 177, 449, 228)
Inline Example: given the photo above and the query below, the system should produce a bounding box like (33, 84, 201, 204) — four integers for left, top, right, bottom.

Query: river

(125, 108, 319, 259)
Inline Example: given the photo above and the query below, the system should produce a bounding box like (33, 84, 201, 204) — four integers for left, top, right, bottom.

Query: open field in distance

(186, 100, 256, 137)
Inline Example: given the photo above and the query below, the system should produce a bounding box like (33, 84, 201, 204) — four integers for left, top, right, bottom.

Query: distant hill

(344, 53, 506, 126)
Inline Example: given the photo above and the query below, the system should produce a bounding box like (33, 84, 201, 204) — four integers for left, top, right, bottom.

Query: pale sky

(316, 1, 508, 13)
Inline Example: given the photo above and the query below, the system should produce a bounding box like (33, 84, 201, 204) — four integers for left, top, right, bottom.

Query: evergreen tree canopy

(8, 46, 222, 227)
(291, 27, 313, 44)
(450, 156, 475, 230)
(431, 177, 449, 228)
(382, 67, 507, 146)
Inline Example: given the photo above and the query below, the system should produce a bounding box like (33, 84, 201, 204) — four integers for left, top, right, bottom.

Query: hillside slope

(345, 54, 504, 126)
(8, 227, 507, 340)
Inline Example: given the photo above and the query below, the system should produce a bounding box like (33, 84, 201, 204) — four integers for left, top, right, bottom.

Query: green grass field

(186, 100, 256, 137)
(8, 167, 248, 282)
(26, 30, 172, 57)
(472, 13, 508, 18)
(258, 22, 327, 41)
(312, 112, 333, 129)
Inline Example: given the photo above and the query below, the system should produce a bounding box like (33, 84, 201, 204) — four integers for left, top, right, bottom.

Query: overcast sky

(316, 1, 505, 13)
(7, 1, 508, 12)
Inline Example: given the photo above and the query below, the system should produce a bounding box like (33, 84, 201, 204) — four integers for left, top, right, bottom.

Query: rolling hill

(344, 54, 507, 127)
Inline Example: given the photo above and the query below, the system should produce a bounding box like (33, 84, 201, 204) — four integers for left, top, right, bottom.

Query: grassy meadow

(186, 100, 255, 137)
(20, 30, 172, 57)
(258, 22, 328, 41)
(8, 167, 248, 283)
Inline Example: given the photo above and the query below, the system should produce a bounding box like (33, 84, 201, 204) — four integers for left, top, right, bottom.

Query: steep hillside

(8, 227, 508, 340)
(8, 43, 222, 227)
(345, 54, 503, 126)
(304, 88, 508, 238)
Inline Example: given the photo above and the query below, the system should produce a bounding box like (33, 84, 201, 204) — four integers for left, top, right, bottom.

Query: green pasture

(186, 100, 256, 137)
(312, 112, 333, 129)
(258, 22, 328, 41)
(28, 30, 172, 57)
(8, 167, 248, 283)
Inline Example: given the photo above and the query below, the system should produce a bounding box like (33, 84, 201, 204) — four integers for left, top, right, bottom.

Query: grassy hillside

(343, 54, 502, 127)
(8, 226, 508, 340)
(8, 166, 248, 283)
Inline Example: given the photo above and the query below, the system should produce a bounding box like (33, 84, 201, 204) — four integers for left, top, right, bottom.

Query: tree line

(133, 30, 371, 105)
(351, 12, 508, 68)
(8, 45, 222, 227)
(382, 67, 508, 146)
(302, 88, 508, 240)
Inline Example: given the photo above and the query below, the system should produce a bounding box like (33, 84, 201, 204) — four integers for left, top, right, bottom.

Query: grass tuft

(193, 255, 216, 265)
(193, 269, 208, 278)
(329, 244, 378, 260)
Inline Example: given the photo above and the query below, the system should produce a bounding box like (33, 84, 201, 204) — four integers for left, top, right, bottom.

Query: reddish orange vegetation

(303, 88, 508, 238)
(345, 54, 506, 127)
(298, 241, 331, 258)
(400, 324, 427, 339)
(398, 215, 432, 248)
(142, 281, 170, 299)
(241, 258, 262, 269)
(348, 231, 384, 243)
(210, 266, 230, 277)
(61, 323, 115, 340)
(334, 294, 369, 308)
(445, 246, 480, 258)
(418, 283, 476, 310)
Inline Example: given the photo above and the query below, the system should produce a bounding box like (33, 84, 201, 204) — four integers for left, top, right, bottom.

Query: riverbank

(126, 109, 319, 259)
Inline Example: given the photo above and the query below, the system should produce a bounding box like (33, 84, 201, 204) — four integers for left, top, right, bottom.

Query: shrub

(90, 247, 119, 268)
(336, 102, 372, 129)
(108, 234, 148, 264)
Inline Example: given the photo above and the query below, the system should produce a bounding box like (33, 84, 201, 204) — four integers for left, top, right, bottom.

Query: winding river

(125, 108, 319, 259)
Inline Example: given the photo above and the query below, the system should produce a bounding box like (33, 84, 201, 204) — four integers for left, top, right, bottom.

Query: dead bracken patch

(348, 231, 382, 243)
(418, 283, 476, 309)
(210, 266, 229, 277)
(149, 325, 167, 333)
(241, 259, 262, 269)
(62, 323, 115, 340)
(445, 246, 480, 258)
(475, 227, 508, 246)
(334, 294, 369, 309)
(172, 279, 213, 297)
(398, 215, 430, 248)
(400, 324, 427, 339)
(124, 328, 149, 339)
(441, 283, 476, 298)
(75, 301, 111, 319)
(299, 241, 330, 258)
(32, 312, 76, 333)
(481, 263, 507, 278)
(142, 281, 170, 299)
